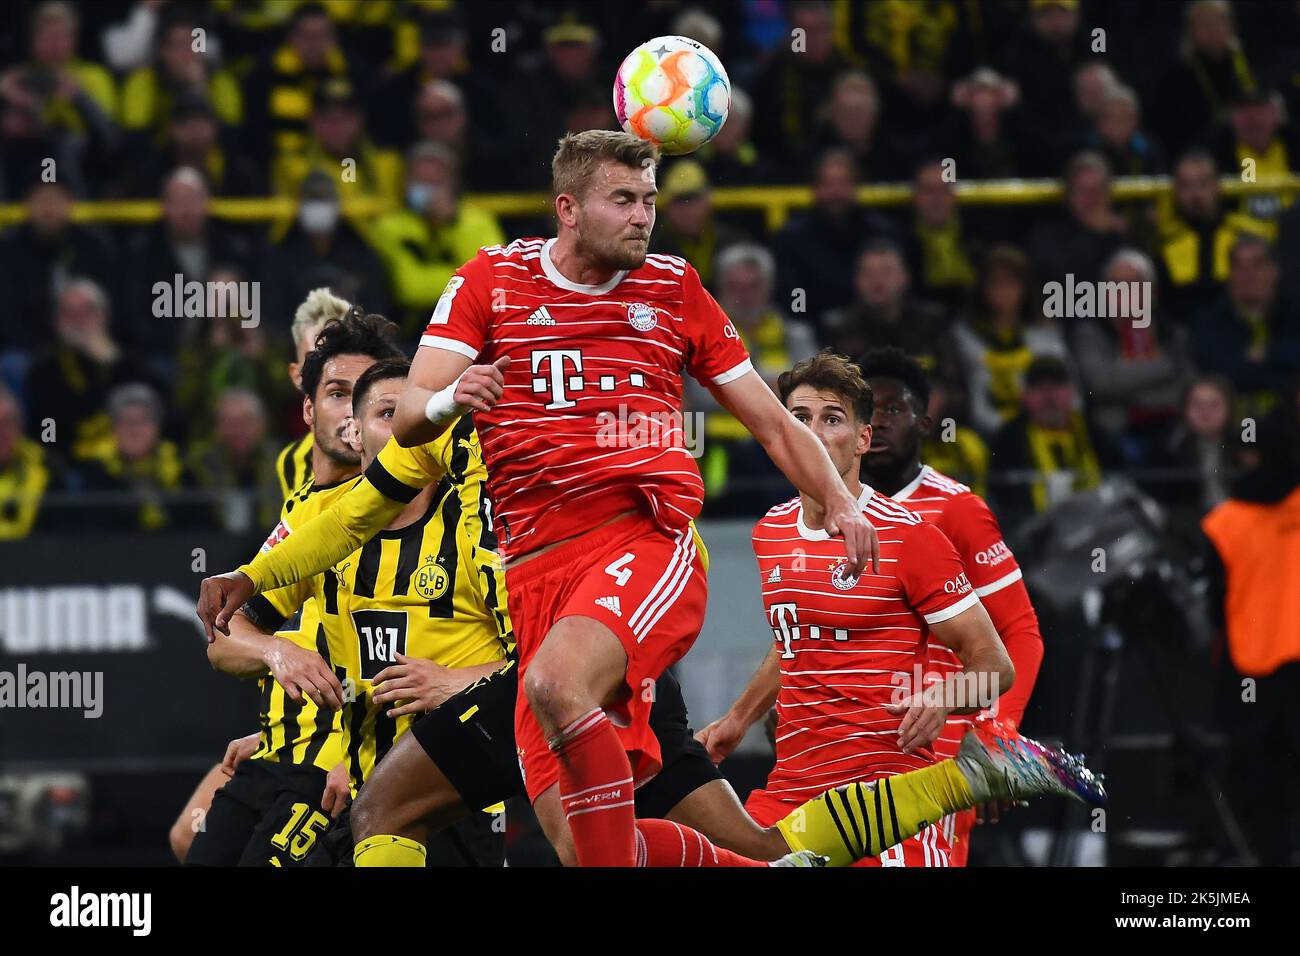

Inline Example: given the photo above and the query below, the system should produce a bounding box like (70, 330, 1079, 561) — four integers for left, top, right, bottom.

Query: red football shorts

(745, 783, 955, 868)
(505, 513, 707, 804)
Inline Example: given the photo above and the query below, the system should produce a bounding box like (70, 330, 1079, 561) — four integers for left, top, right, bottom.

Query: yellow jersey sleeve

(240, 435, 452, 592)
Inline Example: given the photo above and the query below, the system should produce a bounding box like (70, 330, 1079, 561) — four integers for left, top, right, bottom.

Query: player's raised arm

(393, 250, 510, 447)
(710, 369, 880, 576)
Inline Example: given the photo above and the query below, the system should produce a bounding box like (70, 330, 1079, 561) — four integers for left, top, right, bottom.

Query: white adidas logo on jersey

(594, 595, 621, 616)
(526, 306, 556, 325)
(767, 565, 782, 583)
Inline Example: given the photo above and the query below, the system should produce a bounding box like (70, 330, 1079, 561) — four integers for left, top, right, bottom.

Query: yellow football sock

(775, 761, 974, 867)
(353, 834, 427, 867)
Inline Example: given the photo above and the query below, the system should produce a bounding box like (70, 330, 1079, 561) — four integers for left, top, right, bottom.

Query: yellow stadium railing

(0, 175, 1295, 232)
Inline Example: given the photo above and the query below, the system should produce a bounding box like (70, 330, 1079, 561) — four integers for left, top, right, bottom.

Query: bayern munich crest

(627, 302, 658, 332)
(830, 559, 859, 591)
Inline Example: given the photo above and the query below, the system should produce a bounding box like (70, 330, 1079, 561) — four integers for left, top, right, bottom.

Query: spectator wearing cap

(989, 355, 1116, 527)
(124, 166, 253, 360)
(1085, 84, 1165, 178)
(901, 157, 979, 312)
(1071, 248, 1192, 459)
(187, 386, 282, 533)
(1214, 90, 1297, 226)
(0, 180, 117, 352)
(822, 239, 960, 389)
(0, 2, 119, 152)
(772, 149, 899, 328)
(127, 92, 262, 198)
(952, 244, 1069, 437)
(688, 242, 817, 506)
(1157, 150, 1273, 320)
(1155, 0, 1259, 159)
(244, 2, 352, 162)
(649, 162, 746, 290)
(809, 72, 907, 183)
(750, 1, 850, 165)
(509, 14, 605, 189)
(119, 10, 242, 148)
(1192, 235, 1300, 411)
(1004, 0, 1093, 174)
(945, 67, 1030, 181)
(1028, 151, 1128, 291)
(261, 170, 391, 334)
(24, 278, 162, 464)
(695, 86, 764, 187)
(77, 382, 197, 533)
(371, 141, 505, 334)
(271, 78, 403, 233)
(0, 384, 53, 540)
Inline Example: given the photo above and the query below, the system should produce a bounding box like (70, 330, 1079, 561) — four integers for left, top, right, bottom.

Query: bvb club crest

(415, 557, 450, 600)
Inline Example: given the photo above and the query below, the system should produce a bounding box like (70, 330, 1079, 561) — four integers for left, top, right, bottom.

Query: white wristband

(424, 372, 471, 426)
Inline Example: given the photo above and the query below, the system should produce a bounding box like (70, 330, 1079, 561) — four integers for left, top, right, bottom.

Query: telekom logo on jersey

(769, 603, 849, 659)
(532, 348, 705, 457)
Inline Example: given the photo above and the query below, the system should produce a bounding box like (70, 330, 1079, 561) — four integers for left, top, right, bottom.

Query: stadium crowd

(0, 0, 1298, 543)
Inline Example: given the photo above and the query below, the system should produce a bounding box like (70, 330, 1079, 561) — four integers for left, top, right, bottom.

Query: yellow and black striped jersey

(241, 416, 505, 598)
(241, 414, 712, 593)
(244, 417, 514, 791)
(275, 432, 315, 502)
(247, 472, 351, 773)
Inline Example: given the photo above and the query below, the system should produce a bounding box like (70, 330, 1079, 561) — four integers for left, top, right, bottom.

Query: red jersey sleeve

(896, 521, 980, 624)
(680, 263, 752, 386)
(939, 495, 1043, 726)
(939, 493, 1023, 595)
(419, 249, 493, 360)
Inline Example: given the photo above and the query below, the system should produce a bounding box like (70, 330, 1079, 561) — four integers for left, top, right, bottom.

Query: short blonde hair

(292, 287, 352, 352)
(551, 130, 660, 199)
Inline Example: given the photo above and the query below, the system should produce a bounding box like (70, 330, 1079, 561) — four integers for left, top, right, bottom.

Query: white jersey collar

(796, 483, 875, 541)
(540, 237, 628, 295)
(890, 465, 932, 502)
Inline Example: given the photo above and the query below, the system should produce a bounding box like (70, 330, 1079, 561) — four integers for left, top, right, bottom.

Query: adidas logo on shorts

(594, 595, 621, 617)
(526, 306, 556, 325)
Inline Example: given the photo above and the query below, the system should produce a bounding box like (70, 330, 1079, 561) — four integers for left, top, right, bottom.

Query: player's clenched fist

(197, 570, 255, 642)
(426, 356, 511, 423)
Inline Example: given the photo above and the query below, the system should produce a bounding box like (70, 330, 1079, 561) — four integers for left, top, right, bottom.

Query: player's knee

(350, 787, 383, 842)
(523, 662, 590, 726)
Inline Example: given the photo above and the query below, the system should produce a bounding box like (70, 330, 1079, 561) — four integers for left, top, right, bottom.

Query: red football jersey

(748, 484, 980, 804)
(420, 238, 751, 560)
(890, 465, 1045, 758)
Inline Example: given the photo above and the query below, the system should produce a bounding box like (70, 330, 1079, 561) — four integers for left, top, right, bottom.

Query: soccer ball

(613, 35, 730, 156)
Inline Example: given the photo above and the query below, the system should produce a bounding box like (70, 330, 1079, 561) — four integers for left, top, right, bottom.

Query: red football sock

(634, 818, 767, 867)
(555, 708, 637, 866)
